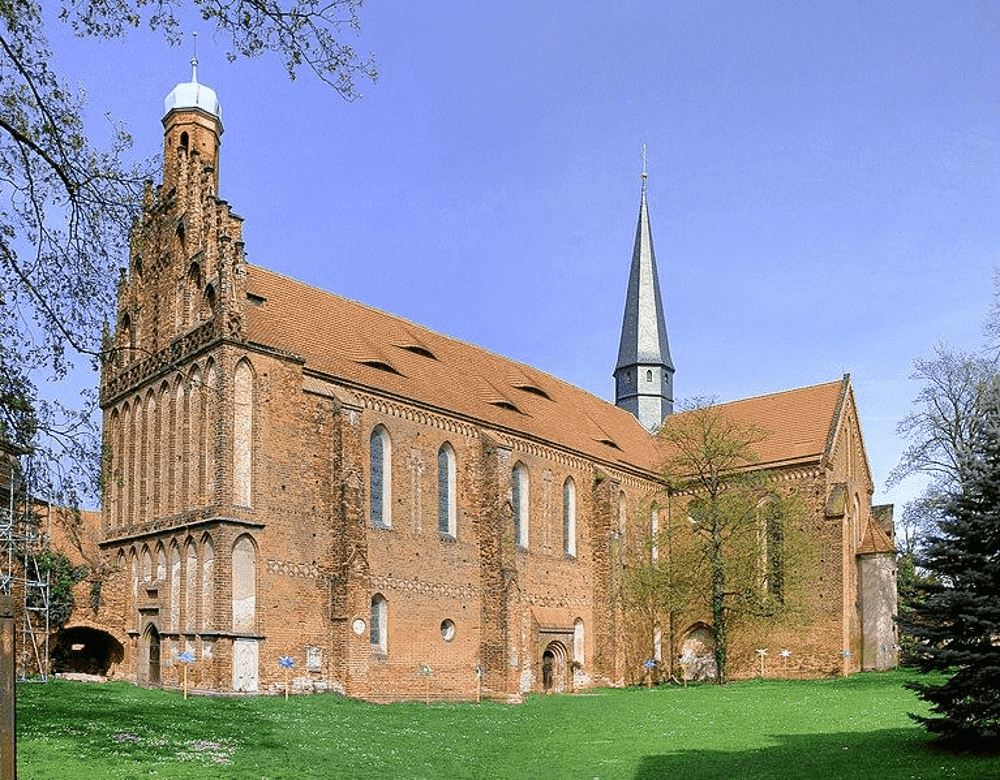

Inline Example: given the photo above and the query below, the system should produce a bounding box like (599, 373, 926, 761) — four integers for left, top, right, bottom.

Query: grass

(14, 669, 1000, 779)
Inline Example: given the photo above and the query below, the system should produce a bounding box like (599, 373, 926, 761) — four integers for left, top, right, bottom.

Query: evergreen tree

(901, 389, 1000, 744)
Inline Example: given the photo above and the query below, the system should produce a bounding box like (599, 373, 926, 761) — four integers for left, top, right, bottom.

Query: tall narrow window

(563, 477, 576, 557)
(573, 618, 585, 666)
(437, 443, 456, 537)
(370, 594, 387, 652)
(204, 362, 217, 503)
(512, 462, 529, 548)
(233, 361, 253, 507)
(370, 426, 391, 528)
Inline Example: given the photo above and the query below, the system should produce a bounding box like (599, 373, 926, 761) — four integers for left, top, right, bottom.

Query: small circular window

(352, 618, 366, 636)
(440, 619, 456, 642)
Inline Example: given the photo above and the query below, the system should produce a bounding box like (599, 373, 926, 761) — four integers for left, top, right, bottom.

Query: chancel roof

(663, 378, 849, 470)
(243, 265, 851, 479)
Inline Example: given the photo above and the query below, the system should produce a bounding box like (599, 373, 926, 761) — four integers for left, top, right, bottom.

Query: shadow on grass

(634, 726, 1000, 780)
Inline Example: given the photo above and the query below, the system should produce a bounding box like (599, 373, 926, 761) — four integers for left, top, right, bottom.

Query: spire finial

(190, 32, 199, 83)
(640, 142, 648, 192)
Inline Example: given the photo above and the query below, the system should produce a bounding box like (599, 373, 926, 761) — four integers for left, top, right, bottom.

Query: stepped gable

(243, 264, 663, 472)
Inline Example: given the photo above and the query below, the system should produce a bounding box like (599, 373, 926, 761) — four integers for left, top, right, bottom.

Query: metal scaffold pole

(1, 441, 51, 682)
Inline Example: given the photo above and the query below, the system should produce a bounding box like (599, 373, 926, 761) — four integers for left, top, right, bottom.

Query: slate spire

(614, 163, 674, 430)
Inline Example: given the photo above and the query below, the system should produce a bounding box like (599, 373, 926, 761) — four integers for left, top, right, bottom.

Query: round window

(440, 619, 456, 642)
(352, 618, 366, 636)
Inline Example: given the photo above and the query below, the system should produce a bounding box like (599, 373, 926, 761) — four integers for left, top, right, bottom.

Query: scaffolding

(0, 440, 51, 680)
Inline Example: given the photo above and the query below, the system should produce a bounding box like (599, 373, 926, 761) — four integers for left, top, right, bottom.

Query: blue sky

(48, 2, 1000, 510)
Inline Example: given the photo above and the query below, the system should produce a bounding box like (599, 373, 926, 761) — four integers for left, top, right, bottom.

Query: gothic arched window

(437, 443, 457, 537)
(563, 477, 576, 557)
(512, 462, 529, 549)
(369, 426, 391, 528)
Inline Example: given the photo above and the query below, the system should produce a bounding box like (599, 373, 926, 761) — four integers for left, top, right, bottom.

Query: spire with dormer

(614, 158, 674, 430)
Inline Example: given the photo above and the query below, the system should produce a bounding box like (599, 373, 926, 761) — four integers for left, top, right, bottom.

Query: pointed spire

(614, 156, 674, 430)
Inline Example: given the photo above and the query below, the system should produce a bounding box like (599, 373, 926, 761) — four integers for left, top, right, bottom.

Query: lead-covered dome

(163, 58, 222, 121)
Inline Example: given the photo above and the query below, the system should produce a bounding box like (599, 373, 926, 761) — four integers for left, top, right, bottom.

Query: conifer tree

(901, 387, 1000, 743)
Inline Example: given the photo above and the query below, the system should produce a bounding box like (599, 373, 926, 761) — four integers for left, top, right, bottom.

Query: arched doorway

(141, 624, 161, 687)
(541, 641, 568, 693)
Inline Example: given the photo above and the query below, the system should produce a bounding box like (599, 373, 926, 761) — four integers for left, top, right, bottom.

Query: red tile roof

(244, 266, 662, 471)
(244, 265, 848, 477)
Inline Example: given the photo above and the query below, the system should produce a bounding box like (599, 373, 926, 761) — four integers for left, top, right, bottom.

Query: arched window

(369, 426, 391, 528)
(437, 443, 456, 537)
(233, 360, 253, 507)
(370, 594, 387, 653)
(563, 477, 576, 557)
(512, 462, 529, 549)
(232, 535, 256, 633)
(108, 409, 120, 527)
(185, 540, 197, 631)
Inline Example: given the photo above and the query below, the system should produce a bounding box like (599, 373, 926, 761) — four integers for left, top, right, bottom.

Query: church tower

(613, 165, 674, 430)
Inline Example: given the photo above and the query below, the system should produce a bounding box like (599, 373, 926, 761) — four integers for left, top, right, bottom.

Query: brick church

(85, 67, 897, 699)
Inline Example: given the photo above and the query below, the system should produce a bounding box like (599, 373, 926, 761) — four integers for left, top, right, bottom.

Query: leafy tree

(900, 384, 1000, 744)
(657, 400, 806, 684)
(1, 0, 376, 505)
(890, 346, 999, 554)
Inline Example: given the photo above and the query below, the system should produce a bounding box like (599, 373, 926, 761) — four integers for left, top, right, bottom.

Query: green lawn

(14, 670, 999, 779)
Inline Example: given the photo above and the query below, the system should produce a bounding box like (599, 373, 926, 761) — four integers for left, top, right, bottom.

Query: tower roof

(163, 56, 222, 124)
(615, 175, 672, 374)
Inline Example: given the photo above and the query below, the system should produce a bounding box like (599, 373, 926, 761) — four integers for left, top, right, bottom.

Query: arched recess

(128, 549, 138, 631)
(231, 534, 256, 633)
(188, 366, 202, 508)
(141, 545, 152, 583)
(157, 382, 170, 517)
(174, 377, 187, 510)
(169, 544, 181, 631)
(121, 401, 132, 526)
(185, 539, 198, 631)
(141, 390, 153, 521)
(108, 409, 120, 526)
(573, 618, 585, 666)
(155, 543, 167, 582)
(201, 535, 215, 631)
(233, 360, 254, 507)
(203, 360, 218, 502)
(144, 391, 157, 520)
(52, 627, 125, 676)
